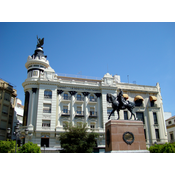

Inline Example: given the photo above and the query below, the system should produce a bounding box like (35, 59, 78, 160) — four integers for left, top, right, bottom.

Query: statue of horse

(107, 92, 137, 120)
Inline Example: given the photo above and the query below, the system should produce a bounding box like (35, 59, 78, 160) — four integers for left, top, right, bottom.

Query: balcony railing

(61, 110, 70, 116)
(44, 95, 52, 99)
(62, 96, 71, 101)
(43, 109, 51, 113)
(89, 98, 97, 102)
(89, 111, 97, 117)
(75, 111, 84, 116)
(76, 97, 84, 101)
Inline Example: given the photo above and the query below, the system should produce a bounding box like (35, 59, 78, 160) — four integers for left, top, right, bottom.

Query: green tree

(18, 142, 41, 153)
(0, 140, 16, 153)
(59, 122, 99, 153)
(149, 142, 175, 153)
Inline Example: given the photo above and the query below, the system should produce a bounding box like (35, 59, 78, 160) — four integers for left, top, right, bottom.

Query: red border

(0, 0, 175, 22)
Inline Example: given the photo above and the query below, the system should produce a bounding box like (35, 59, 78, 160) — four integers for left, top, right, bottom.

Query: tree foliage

(149, 142, 175, 153)
(59, 122, 99, 153)
(0, 140, 16, 153)
(18, 142, 41, 153)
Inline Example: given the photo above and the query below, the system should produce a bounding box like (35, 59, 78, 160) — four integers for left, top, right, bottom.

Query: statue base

(105, 120, 149, 153)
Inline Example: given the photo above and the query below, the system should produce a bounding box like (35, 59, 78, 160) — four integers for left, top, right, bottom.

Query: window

(90, 122, 95, 129)
(153, 112, 158, 124)
(2, 105, 8, 115)
(44, 90, 52, 99)
(63, 106, 68, 114)
(90, 107, 95, 115)
(155, 129, 160, 141)
(77, 94, 83, 101)
(77, 107, 83, 115)
(4, 92, 10, 101)
(168, 121, 172, 125)
(136, 112, 144, 124)
(124, 111, 128, 120)
(170, 133, 174, 141)
(150, 101, 154, 107)
(33, 70, 38, 76)
(135, 99, 143, 107)
(77, 122, 83, 127)
(43, 104, 51, 113)
(107, 108, 114, 116)
(42, 120, 50, 127)
(90, 95, 96, 102)
(62, 121, 68, 127)
(63, 93, 68, 100)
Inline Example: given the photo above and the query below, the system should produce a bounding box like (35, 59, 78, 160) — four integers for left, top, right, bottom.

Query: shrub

(149, 143, 175, 153)
(0, 140, 16, 153)
(60, 122, 99, 153)
(18, 142, 41, 153)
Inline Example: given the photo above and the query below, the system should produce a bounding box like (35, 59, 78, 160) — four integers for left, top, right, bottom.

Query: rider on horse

(117, 89, 128, 107)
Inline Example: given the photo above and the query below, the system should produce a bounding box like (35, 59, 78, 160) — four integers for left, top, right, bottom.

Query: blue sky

(0, 22, 175, 116)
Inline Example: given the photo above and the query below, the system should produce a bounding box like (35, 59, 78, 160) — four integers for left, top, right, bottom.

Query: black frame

(123, 131, 135, 145)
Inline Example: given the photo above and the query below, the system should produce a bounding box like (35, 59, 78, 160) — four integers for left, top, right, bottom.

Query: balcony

(61, 96, 71, 101)
(75, 111, 84, 117)
(88, 98, 97, 103)
(61, 110, 70, 116)
(75, 97, 84, 103)
(89, 111, 98, 118)
(44, 95, 52, 99)
(43, 109, 51, 113)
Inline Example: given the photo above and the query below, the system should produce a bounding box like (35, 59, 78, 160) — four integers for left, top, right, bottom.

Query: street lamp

(7, 123, 29, 153)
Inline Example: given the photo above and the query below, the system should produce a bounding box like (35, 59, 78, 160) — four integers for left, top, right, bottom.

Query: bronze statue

(37, 35, 44, 47)
(107, 89, 136, 120)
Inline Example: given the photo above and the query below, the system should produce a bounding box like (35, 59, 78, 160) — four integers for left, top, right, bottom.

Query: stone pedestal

(105, 120, 149, 153)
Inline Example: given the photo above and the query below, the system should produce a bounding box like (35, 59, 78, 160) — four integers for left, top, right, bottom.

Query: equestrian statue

(107, 89, 137, 120)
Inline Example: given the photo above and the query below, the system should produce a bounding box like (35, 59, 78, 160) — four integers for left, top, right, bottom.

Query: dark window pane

(136, 112, 144, 124)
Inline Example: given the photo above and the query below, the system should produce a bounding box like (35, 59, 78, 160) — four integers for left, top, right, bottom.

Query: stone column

(57, 90, 64, 126)
(69, 91, 77, 124)
(29, 88, 37, 126)
(95, 93, 101, 128)
(82, 92, 90, 124)
(27, 89, 32, 126)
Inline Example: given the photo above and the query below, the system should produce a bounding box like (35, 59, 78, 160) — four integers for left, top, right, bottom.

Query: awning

(149, 96, 157, 101)
(134, 95, 144, 101)
(123, 94, 129, 99)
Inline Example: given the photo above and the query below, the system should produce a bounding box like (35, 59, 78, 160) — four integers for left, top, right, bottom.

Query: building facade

(11, 98, 24, 141)
(165, 115, 175, 143)
(0, 79, 17, 140)
(22, 43, 168, 152)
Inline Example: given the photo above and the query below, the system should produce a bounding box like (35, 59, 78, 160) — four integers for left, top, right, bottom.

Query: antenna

(127, 75, 129, 83)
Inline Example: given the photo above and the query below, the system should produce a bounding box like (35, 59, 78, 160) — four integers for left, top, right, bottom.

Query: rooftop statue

(107, 89, 137, 120)
(37, 35, 44, 47)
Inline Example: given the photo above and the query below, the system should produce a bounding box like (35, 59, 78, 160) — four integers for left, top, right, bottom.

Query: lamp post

(7, 122, 29, 153)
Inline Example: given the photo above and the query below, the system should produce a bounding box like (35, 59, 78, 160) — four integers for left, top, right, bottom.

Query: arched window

(44, 90, 52, 99)
(77, 94, 82, 101)
(63, 93, 68, 100)
(90, 95, 94, 102)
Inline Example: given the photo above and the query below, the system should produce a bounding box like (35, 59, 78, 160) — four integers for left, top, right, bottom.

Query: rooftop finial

(37, 35, 44, 48)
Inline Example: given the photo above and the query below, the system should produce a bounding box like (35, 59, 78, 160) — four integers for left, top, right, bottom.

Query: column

(82, 92, 90, 124)
(57, 90, 64, 126)
(27, 89, 32, 126)
(95, 93, 101, 128)
(69, 91, 77, 124)
(29, 88, 37, 126)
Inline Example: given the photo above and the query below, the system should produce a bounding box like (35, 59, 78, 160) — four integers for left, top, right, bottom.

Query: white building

(22, 42, 168, 152)
(165, 115, 175, 143)
(11, 98, 24, 140)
